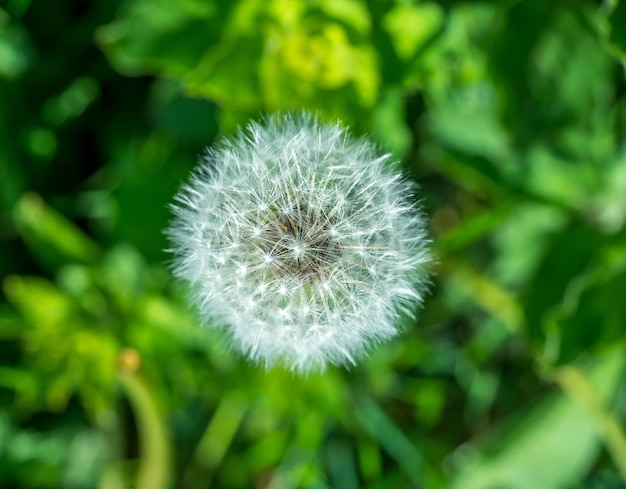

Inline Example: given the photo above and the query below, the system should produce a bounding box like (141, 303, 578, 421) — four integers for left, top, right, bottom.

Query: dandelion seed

(168, 113, 431, 374)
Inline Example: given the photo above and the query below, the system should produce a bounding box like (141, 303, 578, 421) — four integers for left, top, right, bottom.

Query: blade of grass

(553, 355, 626, 485)
(193, 392, 247, 469)
(442, 257, 524, 333)
(354, 393, 444, 488)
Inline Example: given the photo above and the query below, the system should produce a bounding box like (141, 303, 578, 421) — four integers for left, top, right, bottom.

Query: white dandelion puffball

(168, 113, 430, 373)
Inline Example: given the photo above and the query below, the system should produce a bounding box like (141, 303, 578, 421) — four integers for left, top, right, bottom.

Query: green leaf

(372, 89, 412, 158)
(97, 0, 383, 124)
(12, 193, 100, 268)
(523, 221, 605, 351)
(449, 347, 626, 489)
(185, 35, 263, 109)
(3, 273, 119, 415)
(543, 237, 626, 365)
(429, 108, 512, 164)
(607, 1, 626, 62)
(382, 2, 443, 60)
(95, 0, 218, 77)
(3, 275, 72, 327)
(519, 146, 596, 209)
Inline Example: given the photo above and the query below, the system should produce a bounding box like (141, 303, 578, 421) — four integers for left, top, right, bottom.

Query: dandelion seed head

(168, 113, 431, 374)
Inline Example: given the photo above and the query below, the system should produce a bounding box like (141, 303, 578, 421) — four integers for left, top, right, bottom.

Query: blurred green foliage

(2, 0, 626, 488)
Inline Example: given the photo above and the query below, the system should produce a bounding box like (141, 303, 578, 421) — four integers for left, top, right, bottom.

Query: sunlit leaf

(12, 193, 100, 268)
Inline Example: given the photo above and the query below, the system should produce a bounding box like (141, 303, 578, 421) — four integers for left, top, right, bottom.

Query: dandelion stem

(119, 369, 171, 489)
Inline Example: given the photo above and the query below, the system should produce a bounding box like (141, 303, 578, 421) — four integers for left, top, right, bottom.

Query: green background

(2, 0, 626, 488)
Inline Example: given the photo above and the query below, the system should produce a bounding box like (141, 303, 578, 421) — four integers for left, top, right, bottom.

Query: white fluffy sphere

(168, 114, 430, 373)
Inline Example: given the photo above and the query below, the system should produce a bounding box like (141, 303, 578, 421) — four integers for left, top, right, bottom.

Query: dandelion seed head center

(254, 203, 341, 281)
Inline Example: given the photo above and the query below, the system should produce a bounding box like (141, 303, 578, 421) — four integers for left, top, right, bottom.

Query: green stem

(119, 370, 171, 489)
